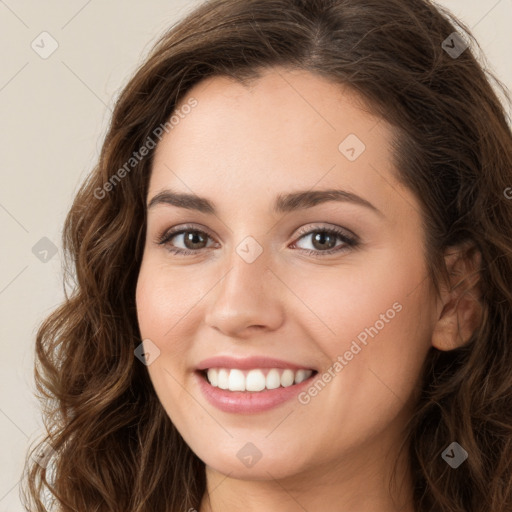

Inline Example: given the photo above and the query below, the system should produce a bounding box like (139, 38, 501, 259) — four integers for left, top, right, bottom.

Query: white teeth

(294, 369, 310, 384)
(228, 369, 245, 391)
(246, 369, 266, 391)
(217, 369, 229, 390)
(205, 368, 313, 392)
(280, 369, 295, 387)
(207, 368, 219, 387)
(266, 369, 281, 390)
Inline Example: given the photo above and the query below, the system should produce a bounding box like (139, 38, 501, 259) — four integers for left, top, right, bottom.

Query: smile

(202, 367, 315, 392)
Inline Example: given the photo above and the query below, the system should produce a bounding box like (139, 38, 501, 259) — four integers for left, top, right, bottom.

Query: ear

(431, 242, 483, 351)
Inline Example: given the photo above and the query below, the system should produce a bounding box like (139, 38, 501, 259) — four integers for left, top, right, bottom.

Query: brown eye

(157, 224, 358, 257)
(157, 226, 217, 255)
(310, 231, 338, 250)
(292, 227, 358, 256)
(180, 230, 209, 250)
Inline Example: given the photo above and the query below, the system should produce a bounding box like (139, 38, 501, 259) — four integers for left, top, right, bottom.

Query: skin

(135, 67, 481, 512)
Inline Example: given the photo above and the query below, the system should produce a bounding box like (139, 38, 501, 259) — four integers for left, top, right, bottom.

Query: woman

(23, 0, 512, 511)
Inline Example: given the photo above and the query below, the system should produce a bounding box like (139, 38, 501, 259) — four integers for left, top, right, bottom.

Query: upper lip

(196, 356, 316, 371)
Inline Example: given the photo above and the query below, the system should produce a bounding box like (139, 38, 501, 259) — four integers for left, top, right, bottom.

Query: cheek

(135, 260, 197, 422)
(291, 245, 433, 407)
(282, 278, 432, 458)
(292, 243, 428, 341)
(135, 258, 205, 346)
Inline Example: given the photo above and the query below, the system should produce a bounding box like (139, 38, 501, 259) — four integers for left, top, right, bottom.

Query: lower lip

(195, 371, 317, 414)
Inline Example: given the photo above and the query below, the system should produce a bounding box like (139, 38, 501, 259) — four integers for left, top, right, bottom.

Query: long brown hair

(22, 1, 512, 510)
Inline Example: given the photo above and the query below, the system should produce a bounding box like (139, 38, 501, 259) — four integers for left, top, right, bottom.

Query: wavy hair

(22, 0, 512, 511)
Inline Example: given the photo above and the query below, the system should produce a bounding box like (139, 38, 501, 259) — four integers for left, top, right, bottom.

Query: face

(135, 67, 438, 484)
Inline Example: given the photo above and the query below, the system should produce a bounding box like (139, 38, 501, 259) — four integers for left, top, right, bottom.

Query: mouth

(197, 367, 318, 393)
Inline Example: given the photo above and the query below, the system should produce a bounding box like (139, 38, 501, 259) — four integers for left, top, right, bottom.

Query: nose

(204, 246, 285, 338)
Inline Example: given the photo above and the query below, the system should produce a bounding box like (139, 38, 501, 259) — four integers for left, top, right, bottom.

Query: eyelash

(156, 223, 359, 257)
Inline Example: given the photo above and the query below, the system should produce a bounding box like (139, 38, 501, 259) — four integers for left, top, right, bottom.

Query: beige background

(0, 1, 511, 510)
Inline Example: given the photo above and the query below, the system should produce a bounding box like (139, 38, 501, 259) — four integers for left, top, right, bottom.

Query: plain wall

(0, 1, 510, 510)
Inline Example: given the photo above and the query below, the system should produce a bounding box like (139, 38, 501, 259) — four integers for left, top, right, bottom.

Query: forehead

(156, 67, 384, 152)
(148, 67, 411, 221)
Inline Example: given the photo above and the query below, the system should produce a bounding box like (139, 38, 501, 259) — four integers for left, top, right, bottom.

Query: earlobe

(431, 243, 483, 351)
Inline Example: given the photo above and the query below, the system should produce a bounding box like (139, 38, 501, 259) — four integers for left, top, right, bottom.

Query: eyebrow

(147, 188, 383, 217)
